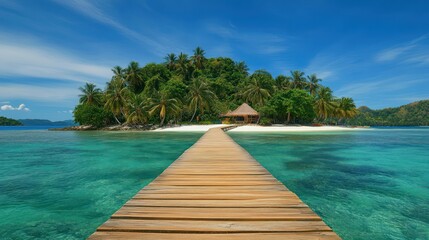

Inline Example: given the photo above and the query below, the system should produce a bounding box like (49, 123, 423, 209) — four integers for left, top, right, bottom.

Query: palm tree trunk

(286, 112, 291, 124)
(160, 116, 165, 126)
(190, 105, 197, 122)
(114, 115, 121, 125)
(120, 108, 126, 119)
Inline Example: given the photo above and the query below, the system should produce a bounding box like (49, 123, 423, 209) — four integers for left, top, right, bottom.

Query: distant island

(18, 119, 76, 126)
(0, 118, 75, 127)
(0, 116, 23, 126)
(346, 100, 429, 126)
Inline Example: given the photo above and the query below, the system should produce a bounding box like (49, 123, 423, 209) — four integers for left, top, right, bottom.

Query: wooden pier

(88, 127, 340, 239)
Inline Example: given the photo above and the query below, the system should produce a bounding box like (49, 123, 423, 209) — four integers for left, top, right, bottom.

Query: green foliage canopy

(73, 47, 362, 128)
(73, 104, 112, 128)
(0, 116, 23, 126)
(263, 89, 315, 124)
(346, 100, 429, 126)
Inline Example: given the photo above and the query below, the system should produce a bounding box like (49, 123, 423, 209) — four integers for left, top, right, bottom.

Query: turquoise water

(1, 128, 428, 239)
(229, 128, 429, 240)
(0, 130, 202, 239)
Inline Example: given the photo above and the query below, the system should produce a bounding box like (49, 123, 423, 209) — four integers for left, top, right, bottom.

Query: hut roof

(226, 103, 259, 116)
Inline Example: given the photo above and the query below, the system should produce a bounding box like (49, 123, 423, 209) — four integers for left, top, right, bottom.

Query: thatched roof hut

(223, 103, 259, 124)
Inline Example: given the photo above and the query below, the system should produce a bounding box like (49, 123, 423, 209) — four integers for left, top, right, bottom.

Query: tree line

(345, 100, 429, 126)
(0, 116, 23, 126)
(74, 47, 357, 127)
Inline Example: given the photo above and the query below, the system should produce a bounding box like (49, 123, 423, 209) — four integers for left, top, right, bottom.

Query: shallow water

(1, 128, 428, 239)
(229, 128, 429, 240)
(0, 130, 201, 239)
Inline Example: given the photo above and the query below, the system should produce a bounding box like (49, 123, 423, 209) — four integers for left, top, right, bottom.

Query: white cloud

(335, 77, 425, 98)
(1, 103, 30, 111)
(53, 0, 167, 55)
(375, 45, 415, 62)
(57, 110, 73, 114)
(375, 35, 429, 64)
(0, 105, 13, 110)
(0, 84, 79, 102)
(304, 53, 360, 81)
(205, 22, 287, 55)
(0, 37, 111, 83)
(17, 104, 29, 111)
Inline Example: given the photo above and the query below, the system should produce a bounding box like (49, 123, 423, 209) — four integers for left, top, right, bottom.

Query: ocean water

(0, 130, 202, 239)
(229, 128, 429, 240)
(1, 128, 428, 239)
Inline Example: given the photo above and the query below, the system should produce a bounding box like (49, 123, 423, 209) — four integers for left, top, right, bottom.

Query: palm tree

(177, 53, 190, 79)
(191, 47, 206, 70)
(105, 78, 129, 124)
(177, 53, 193, 82)
(335, 97, 357, 123)
(164, 53, 177, 71)
(79, 83, 102, 105)
(236, 61, 249, 77)
(314, 86, 335, 121)
(290, 70, 307, 89)
(111, 66, 124, 81)
(126, 93, 149, 125)
(124, 61, 144, 93)
(143, 74, 162, 97)
(307, 74, 322, 96)
(275, 75, 292, 91)
(241, 78, 271, 107)
(187, 78, 217, 122)
(149, 92, 180, 126)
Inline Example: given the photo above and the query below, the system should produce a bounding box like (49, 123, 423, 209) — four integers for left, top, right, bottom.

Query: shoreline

(229, 125, 368, 132)
(48, 124, 369, 132)
(152, 124, 228, 132)
(152, 124, 369, 132)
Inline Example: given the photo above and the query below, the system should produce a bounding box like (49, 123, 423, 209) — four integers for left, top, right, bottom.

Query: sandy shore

(153, 124, 368, 132)
(229, 125, 366, 132)
(153, 124, 229, 132)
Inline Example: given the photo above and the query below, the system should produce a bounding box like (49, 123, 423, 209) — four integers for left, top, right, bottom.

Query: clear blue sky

(0, 0, 428, 121)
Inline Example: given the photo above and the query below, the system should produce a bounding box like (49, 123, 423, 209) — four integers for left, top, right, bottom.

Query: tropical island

(346, 100, 429, 126)
(74, 47, 359, 129)
(0, 116, 23, 126)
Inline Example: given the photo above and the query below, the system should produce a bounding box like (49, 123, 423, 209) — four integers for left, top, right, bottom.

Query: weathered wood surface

(88, 127, 340, 239)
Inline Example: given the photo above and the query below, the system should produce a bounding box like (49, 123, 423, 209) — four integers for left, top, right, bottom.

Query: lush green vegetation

(346, 100, 429, 126)
(0, 116, 23, 126)
(74, 47, 358, 127)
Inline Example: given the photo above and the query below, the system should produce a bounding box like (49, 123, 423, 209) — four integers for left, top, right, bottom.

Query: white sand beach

(153, 124, 229, 132)
(229, 125, 366, 132)
(153, 124, 368, 132)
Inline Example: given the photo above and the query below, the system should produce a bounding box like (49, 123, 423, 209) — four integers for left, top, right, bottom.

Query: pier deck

(88, 127, 340, 239)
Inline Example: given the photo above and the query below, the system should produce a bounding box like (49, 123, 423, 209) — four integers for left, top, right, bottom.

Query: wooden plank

(124, 199, 308, 208)
(112, 207, 321, 221)
(163, 171, 270, 174)
(89, 232, 340, 240)
(142, 185, 289, 191)
(155, 176, 275, 180)
(88, 127, 340, 239)
(97, 219, 332, 232)
(133, 192, 298, 200)
(149, 180, 283, 186)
